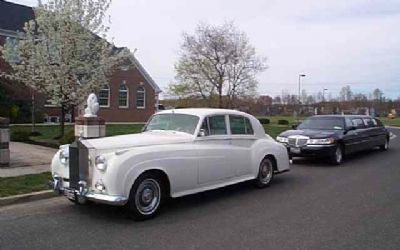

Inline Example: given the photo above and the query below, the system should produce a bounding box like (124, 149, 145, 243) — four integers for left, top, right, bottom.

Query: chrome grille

(288, 135, 310, 147)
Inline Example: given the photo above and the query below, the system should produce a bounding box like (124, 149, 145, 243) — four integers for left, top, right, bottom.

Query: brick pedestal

(74, 116, 106, 139)
(0, 117, 10, 168)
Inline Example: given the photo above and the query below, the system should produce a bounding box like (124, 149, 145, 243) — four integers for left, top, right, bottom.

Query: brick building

(0, 0, 161, 123)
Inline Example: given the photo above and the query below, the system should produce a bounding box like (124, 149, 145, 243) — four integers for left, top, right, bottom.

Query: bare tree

(339, 85, 353, 101)
(169, 22, 266, 108)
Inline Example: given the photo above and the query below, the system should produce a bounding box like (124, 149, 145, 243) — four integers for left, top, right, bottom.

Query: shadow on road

(292, 147, 393, 167)
(64, 175, 296, 224)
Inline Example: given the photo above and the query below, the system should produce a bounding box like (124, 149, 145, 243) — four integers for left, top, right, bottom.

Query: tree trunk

(59, 104, 65, 138)
(71, 104, 75, 123)
(218, 89, 223, 108)
(31, 92, 35, 133)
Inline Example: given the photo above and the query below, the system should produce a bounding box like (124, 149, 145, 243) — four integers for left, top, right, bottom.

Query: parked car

(276, 115, 390, 165)
(51, 109, 290, 220)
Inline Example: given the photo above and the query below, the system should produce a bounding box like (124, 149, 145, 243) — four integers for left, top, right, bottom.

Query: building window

(98, 84, 110, 107)
(119, 81, 129, 108)
(136, 86, 145, 109)
(5, 37, 20, 63)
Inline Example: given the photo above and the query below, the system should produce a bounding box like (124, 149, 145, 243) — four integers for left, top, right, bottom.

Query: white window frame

(99, 84, 110, 108)
(118, 80, 129, 108)
(136, 86, 146, 109)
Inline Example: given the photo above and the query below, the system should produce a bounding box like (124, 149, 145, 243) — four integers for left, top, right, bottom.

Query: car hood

(81, 131, 194, 150)
(279, 129, 341, 139)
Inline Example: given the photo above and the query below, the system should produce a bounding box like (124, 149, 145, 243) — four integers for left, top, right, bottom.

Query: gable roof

(130, 55, 162, 93)
(0, 0, 162, 93)
(0, 0, 34, 32)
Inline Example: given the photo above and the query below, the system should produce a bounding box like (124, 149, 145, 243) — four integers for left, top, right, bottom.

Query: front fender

(98, 144, 198, 199)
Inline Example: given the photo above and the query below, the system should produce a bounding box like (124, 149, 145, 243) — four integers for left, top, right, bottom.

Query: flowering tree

(1, 0, 130, 136)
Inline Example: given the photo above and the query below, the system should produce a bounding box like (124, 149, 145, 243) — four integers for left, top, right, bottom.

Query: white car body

(51, 108, 289, 207)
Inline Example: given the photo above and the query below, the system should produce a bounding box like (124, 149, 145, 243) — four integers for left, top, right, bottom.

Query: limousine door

(343, 118, 368, 153)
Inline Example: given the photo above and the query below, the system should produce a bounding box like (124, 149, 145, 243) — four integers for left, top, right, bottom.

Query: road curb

(0, 190, 57, 207)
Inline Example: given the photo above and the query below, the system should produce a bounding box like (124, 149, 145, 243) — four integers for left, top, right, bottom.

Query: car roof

(156, 108, 252, 118)
(310, 115, 373, 119)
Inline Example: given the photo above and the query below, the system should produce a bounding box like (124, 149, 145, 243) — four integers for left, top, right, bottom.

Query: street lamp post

(298, 74, 306, 120)
(322, 88, 328, 102)
(322, 88, 328, 114)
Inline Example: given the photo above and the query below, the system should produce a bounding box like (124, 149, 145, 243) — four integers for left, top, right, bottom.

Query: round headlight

(59, 148, 69, 165)
(95, 155, 107, 171)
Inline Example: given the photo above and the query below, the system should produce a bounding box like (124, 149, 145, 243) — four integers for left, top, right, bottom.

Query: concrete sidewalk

(0, 142, 57, 177)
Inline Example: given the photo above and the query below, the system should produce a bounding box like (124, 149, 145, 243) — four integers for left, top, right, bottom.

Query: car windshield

(297, 117, 344, 130)
(144, 113, 199, 134)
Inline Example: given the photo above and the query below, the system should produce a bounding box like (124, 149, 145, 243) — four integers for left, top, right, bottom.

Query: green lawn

(0, 172, 52, 197)
(379, 117, 400, 127)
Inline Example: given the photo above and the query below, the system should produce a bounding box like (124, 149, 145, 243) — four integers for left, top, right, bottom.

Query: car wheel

(379, 138, 389, 151)
(330, 144, 344, 165)
(128, 173, 164, 221)
(255, 157, 274, 188)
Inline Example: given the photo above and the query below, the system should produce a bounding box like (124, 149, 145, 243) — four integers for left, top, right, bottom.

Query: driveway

(0, 142, 57, 177)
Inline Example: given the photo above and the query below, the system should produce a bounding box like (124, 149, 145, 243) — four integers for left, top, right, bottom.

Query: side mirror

(198, 129, 207, 137)
(291, 124, 298, 130)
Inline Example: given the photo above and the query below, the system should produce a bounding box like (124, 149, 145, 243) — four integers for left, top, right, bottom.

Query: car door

(352, 118, 370, 151)
(195, 115, 235, 185)
(362, 117, 379, 148)
(345, 118, 367, 153)
(343, 117, 358, 154)
(374, 118, 388, 146)
(228, 115, 256, 177)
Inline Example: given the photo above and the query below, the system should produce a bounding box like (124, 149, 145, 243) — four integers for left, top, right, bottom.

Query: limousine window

(351, 118, 365, 128)
(144, 114, 199, 134)
(297, 117, 344, 130)
(363, 118, 375, 127)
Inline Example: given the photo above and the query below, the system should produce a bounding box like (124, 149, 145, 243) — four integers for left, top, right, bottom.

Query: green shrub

(11, 131, 31, 142)
(59, 129, 76, 145)
(258, 118, 270, 124)
(278, 119, 289, 125)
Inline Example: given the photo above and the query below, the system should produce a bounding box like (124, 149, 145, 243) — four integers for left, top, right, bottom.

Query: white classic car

(51, 108, 290, 220)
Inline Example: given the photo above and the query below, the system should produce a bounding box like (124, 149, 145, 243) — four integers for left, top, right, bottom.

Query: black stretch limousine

(276, 115, 390, 165)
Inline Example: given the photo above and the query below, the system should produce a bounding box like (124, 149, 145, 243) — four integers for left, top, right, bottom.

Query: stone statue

(84, 93, 100, 117)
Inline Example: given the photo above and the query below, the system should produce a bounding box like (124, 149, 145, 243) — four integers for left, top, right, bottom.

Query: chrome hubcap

(260, 161, 273, 184)
(135, 179, 161, 215)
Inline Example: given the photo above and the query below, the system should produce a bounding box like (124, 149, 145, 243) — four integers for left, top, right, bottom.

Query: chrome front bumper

(50, 176, 128, 206)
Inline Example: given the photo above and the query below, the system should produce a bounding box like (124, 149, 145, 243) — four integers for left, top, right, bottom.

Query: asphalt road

(1, 129, 399, 250)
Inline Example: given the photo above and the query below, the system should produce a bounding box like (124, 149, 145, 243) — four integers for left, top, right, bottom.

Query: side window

(244, 118, 254, 134)
(363, 118, 375, 127)
(374, 119, 383, 127)
(200, 118, 210, 136)
(208, 115, 227, 135)
(351, 118, 364, 128)
(229, 116, 246, 134)
(345, 117, 353, 128)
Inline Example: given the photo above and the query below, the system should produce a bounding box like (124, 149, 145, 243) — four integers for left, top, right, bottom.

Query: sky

(10, 0, 400, 99)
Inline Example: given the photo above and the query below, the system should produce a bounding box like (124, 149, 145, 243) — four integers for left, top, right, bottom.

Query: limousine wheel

(330, 144, 343, 165)
(255, 157, 274, 188)
(379, 138, 389, 151)
(128, 173, 164, 221)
